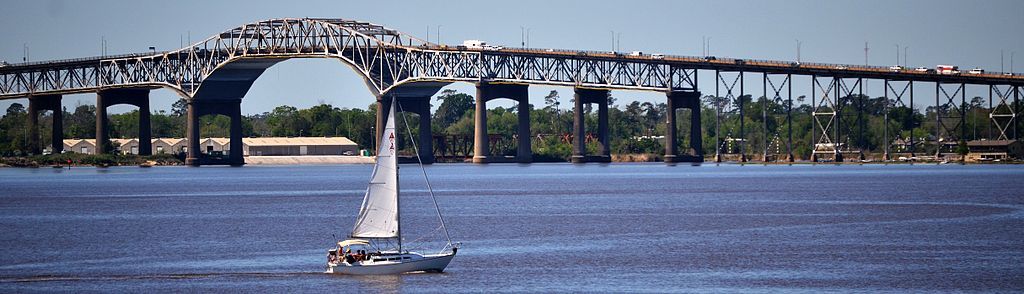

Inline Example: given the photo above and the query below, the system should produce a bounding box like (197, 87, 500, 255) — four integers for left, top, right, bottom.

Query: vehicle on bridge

(937, 65, 960, 75)
(889, 65, 904, 72)
(462, 39, 502, 51)
(968, 68, 985, 74)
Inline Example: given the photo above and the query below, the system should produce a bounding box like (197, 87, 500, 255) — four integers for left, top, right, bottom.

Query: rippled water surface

(1, 163, 1023, 292)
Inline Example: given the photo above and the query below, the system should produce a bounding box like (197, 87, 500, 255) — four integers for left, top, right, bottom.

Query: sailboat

(326, 97, 458, 275)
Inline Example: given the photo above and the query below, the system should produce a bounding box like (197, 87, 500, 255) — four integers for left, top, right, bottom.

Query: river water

(1, 163, 1022, 292)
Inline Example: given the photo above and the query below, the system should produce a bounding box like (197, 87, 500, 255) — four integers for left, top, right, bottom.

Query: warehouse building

(60, 137, 359, 156)
(243, 137, 358, 156)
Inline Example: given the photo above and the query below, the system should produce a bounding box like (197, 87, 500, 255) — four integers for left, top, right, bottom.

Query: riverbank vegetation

(1, 89, 1020, 162)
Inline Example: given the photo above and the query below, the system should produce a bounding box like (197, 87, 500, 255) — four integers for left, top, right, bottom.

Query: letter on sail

(351, 102, 399, 238)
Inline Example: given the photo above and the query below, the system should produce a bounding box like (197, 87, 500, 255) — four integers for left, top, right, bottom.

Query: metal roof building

(243, 137, 358, 156)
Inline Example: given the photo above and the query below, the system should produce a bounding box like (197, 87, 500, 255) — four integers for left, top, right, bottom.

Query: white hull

(327, 252, 455, 275)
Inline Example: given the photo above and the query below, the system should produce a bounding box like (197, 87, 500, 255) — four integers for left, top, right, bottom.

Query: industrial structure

(2, 18, 1022, 165)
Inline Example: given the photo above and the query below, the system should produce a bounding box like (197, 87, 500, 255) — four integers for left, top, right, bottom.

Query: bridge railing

(500, 46, 1020, 78)
(4, 51, 170, 68)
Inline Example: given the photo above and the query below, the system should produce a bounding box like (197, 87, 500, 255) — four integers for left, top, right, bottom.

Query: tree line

(1, 90, 1020, 159)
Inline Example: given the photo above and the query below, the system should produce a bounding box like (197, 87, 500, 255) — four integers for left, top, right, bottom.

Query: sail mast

(393, 95, 402, 254)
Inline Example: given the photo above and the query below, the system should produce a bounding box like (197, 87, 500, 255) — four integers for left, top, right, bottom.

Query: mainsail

(351, 100, 399, 238)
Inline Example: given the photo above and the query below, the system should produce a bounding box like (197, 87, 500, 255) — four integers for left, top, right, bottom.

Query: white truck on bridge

(937, 65, 960, 75)
(462, 40, 502, 51)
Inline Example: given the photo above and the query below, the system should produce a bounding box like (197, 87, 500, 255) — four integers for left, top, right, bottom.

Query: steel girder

(714, 70, 746, 160)
(0, 18, 698, 100)
(934, 83, 966, 153)
(762, 73, 792, 161)
(989, 85, 1018, 140)
(811, 76, 861, 159)
(884, 80, 914, 156)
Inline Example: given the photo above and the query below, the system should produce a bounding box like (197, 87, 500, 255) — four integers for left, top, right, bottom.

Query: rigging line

(396, 100, 453, 246)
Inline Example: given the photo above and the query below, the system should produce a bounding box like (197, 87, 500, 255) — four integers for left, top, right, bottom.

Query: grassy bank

(0, 153, 184, 167)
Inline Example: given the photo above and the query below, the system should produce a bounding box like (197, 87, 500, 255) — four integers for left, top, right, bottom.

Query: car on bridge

(889, 65, 904, 72)
(968, 68, 985, 74)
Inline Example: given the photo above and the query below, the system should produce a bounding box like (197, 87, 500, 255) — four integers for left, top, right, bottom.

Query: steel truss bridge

(2, 18, 1022, 165)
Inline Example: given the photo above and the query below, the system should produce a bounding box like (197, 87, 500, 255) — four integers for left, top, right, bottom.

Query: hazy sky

(1, 0, 1022, 114)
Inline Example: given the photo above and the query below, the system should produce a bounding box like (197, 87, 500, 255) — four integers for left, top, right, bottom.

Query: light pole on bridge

(436, 25, 442, 45)
(795, 39, 801, 63)
(895, 44, 900, 67)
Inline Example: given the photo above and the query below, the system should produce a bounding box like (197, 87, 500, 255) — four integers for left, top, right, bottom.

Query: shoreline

(2, 155, 1020, 168)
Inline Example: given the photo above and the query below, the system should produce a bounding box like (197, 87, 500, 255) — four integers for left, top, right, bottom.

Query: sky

(1, 0, 1022, 115)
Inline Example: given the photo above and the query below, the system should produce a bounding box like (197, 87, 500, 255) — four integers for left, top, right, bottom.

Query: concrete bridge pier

(665, 91, 703, 163)
(27, 95, 63, 155)
(185, 99, 243, 166)
(96, 89, 152, 155)
(474, 82, 530, 163)
(389, 97, 435, 164)
(571, 88, 611, 163)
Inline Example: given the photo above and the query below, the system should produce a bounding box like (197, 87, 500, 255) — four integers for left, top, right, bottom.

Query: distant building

(152, 138, 187, 155)
(63, 139, 96, 154)
(112, 138, 140, 155)
(243, 137, 358, 156)
(966, 140, 1022, 162)
(56, 137, 360, 157)
(199, 138, 230, 155)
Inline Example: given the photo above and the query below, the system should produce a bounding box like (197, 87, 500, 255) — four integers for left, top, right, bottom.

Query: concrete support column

(186, 100, 201, 166)
(664, 97, 678, 163)
(51, 103, 63, 154)
(417, 102, 435, 164)
(571, 88, 610, 163)
(185, 99, 243, 166)
(228, 102, 243, 166)
(27, 100, 40, 155)
(689, 99, 703, 161)
(598, 100, 610, 159)
(474, 82, 529, 163)
(375, 97, 392, 154)
(95, 93, 110, 154)
(97, 89, 150, 155)
(517, 99, 532, 163)
(571, 91, 586, 163)
(473, 88, 489, 163)
(666, 91, 703, 163)
(137, 97, 152, 155)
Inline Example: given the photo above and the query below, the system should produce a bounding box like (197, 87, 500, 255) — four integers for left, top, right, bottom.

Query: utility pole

(436, 25, 442, 45)
(520, 26, 526, 47)
(23, 43, 28, 62)
(895, 44, 900, 67)
(610, 30, 615, 52)
(616, 32, 621, 52)
(904, 47, 908, 68)
(796, 39, 801, 63)
(864, 42, 869, 66)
